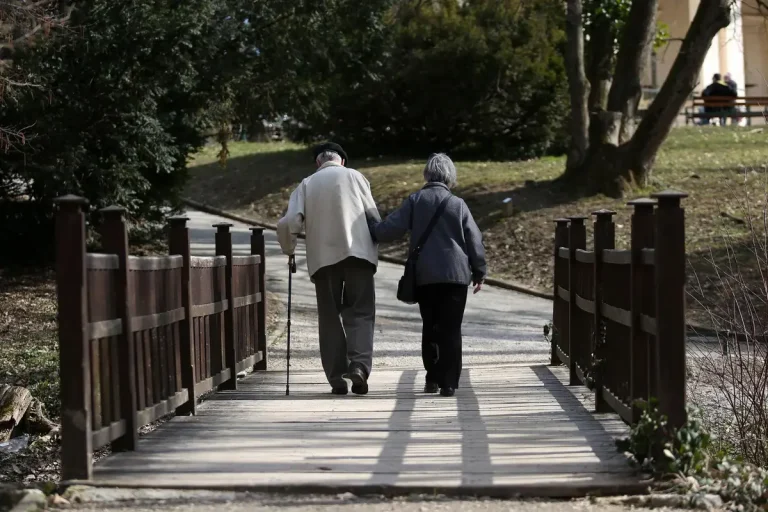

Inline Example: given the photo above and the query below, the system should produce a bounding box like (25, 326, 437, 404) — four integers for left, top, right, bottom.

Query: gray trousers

(313, 257, 376, 388)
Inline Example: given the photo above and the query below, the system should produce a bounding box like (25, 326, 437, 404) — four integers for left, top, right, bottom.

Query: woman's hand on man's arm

(365, 210, 380, 243)
(371, 196, 412, 244)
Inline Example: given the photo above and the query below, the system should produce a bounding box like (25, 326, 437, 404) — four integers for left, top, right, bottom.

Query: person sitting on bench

(702, 73, 737, 126)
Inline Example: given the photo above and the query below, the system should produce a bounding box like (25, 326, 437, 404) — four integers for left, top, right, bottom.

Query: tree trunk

(586, 19, 615, 113)
(626, 0, 731, 182)
(564, 0, 590, 174)
(586, 110, 626, 195)
(0, 385, 32, 442)
(607, 0, 658, 145)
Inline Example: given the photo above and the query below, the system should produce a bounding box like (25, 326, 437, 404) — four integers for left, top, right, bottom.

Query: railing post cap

(567, 215, 587, 224)
(651, 190, 688, 204)
(553, 218, 570, 224)
(54, 194, 89, 207)
(213, 222, 234, 229)
(249, 226, 265, 232)
(591, 209, 616, 218)
(168, 215, 190, 223)
(100, 205, 126, 215)
(627, 197, 657, 207)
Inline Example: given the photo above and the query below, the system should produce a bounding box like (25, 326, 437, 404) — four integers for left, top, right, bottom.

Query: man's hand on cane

(289, 254, 297, 273)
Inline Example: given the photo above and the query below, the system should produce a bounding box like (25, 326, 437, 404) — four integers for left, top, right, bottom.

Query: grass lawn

(187, 127, 768, 320)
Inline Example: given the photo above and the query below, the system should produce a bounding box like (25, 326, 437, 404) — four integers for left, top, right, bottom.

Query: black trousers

(417, 283, 468, 389)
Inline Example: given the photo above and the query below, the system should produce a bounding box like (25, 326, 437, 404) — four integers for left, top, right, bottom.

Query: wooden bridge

(52, 192, 689, 496)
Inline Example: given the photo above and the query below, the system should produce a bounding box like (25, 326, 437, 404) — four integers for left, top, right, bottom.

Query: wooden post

(628, 198, 656, 423)
(99, 206, 138, 451)
(551, 219, 570, 366)
(652, 190, 688, 429)
(592, 209, 616, 413)
(568, 216, 587, 386)
(55, 195, 92, 481)
(250, 227, 268, 371)
(169, 217, 197, 415)
(215, 223, 237, 390)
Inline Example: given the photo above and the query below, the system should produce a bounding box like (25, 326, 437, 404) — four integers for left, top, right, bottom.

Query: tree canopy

(0, 0, 393, 263)
(2, 0, 733, 263)
(298, 0, 569, 160)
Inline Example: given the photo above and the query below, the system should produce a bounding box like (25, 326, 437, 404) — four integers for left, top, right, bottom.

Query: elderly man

(277, 142, 380, 395)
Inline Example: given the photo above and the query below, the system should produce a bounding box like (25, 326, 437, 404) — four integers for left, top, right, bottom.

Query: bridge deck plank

(93, 364, 642, 495)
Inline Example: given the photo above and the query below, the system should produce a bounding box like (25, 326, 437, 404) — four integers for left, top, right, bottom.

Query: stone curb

(58, 480, 653, 501)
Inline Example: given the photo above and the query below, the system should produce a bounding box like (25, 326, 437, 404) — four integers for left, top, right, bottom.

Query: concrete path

(91, 210, 640, 496)
(185, 210, 556, 371)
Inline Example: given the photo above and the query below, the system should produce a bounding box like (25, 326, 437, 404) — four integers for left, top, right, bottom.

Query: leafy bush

(229, 0, 395, 145)
(302, 0, 568, 160)
(0, 0, 253, 263)
(617, 400, 713, 475)
(617, 400, 768, 511)
(0, 0, 400, 265)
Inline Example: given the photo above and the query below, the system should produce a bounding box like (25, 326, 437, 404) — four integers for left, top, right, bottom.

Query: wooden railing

(54, 195, 267, 480)
(551, 191, 687, 429)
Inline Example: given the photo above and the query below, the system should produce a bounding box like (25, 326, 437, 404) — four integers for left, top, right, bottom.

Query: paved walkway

(92, 210, 641, 496)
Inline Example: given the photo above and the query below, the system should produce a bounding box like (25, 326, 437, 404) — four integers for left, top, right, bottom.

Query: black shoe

(440, 387, 455, 397)
(332, 386, 348, 395)
(424, 382, 439, 394)
(345, 365, 369, 395)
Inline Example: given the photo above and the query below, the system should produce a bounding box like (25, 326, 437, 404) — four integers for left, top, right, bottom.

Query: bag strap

(410, 194, 452, 256)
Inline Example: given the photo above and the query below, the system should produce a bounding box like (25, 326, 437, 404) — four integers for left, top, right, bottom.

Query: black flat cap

(312, 142, 348, 164)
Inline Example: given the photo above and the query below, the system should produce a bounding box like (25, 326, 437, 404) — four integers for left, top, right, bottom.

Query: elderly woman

(369, 153, 486, 397)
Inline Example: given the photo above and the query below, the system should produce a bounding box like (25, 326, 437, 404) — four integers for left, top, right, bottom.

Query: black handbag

(397, 195, 453, 305)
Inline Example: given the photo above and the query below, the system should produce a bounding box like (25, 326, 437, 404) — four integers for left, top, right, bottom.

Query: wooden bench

(685, 96, 768, 125)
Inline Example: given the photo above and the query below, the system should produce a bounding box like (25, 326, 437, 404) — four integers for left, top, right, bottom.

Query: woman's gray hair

(316, 150, 343, 165)
(423, 153, 457, 187)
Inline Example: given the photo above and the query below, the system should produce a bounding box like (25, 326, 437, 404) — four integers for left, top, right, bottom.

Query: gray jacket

(370, 182, 487, 286)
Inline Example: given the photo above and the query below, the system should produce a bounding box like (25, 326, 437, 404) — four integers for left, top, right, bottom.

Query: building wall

(743, 2, 768, 97)
(650, 0, 692, 90)
(650, 0, 761, 97)
(720, 0, 745, 94)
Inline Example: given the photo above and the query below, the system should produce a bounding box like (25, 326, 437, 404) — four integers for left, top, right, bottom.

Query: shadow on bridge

(92, 364, 640, 495)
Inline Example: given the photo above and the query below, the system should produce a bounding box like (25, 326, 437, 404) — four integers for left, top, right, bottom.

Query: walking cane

(286, 254, 297, 396)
